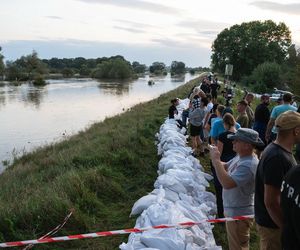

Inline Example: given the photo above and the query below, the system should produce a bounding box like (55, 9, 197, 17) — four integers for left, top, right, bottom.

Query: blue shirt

(210, 118, 241, 140)
(271, 104, 297, 133)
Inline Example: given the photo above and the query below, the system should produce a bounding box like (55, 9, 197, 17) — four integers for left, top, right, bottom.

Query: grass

(0, 74, 261, 249)
(0, 76, 202, 249)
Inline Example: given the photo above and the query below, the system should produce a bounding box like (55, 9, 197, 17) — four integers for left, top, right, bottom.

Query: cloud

(151, 36, 211, 50)
(113, 26, 145, 34)
(250, 1, 300, 15)
(112, 20, 158, 34)
(74, 0, 181, 15)
(114, 19, 157, 29)
(0, 39, 211, 67)
(45, 16, 64, 20)
(177, 19, 230, 31)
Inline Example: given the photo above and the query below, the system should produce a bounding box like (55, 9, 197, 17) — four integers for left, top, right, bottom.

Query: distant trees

(170, 61, 185, 75)
(92, 57, 134, 79)
(149, 62, 167, 75)
(6, 51, 48, 84)
(212, 20, 291, 80)
(132, 61, 146, 74)
(0, 47, 199, 83)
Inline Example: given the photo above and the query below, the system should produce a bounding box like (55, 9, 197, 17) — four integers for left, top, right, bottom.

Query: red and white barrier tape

(0, 215, 253, 248)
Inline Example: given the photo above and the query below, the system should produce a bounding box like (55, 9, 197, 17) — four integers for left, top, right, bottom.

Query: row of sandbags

(120, 99, 221, 250)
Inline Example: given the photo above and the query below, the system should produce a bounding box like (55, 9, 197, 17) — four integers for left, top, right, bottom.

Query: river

(0, 73, 198, 172)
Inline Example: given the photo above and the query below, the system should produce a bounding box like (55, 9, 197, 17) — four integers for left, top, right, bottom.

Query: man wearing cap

(255, 110, 300, 250)
(265, 92, 296, 142)
(253, 94, 270, 145)
(210, 128, 262, 250)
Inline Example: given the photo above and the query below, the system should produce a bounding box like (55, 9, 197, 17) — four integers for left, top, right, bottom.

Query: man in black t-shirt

(253, 94, 270, 145)
(200, 78, 211, 94)
(255, 111, 300, 250)
(281, 166, 300, 250)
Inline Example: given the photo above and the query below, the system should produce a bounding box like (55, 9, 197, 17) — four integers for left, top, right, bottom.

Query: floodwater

(0, 73, 198, 172)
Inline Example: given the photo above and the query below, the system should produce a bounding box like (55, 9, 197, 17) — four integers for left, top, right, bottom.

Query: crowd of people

(168, 75, 300, 250)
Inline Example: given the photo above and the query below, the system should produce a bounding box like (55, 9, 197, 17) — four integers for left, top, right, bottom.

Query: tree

(149, 62, 166, 75)
(249, 62, 282, 93)
(132, 61, 146, 74)
(92, 58, 133, 79)
(62, 68, 74, 78)
(211, 20, 291, 80)
(14, 51, 48, 81)
(170, 61, 185, 75)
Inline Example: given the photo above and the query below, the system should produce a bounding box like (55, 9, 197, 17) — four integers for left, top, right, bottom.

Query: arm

(264, 184, 283, 228)
(265, 118, 275, 142)
(217, 140, 224, 156)
(210, 147, 237, 189)
(203, 112, 210, 128)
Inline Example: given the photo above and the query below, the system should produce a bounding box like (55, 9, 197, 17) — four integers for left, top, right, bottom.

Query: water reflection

(0, 90, 5, 109)
(0, 73, 199, 172)
(171, 74, 186, 83)
(98, 80, 132, 96)
(22, 85, 46, 108)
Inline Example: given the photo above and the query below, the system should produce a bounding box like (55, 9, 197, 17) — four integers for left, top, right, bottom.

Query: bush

(62, 68, 74, 78)
(92, 58, 133, 79)
(251, 61, 282, 90)
(33, 74, 46, 86)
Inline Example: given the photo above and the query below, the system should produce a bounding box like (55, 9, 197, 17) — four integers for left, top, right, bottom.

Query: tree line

(0, 48, 204, 85)
(211, 20, 300, 94)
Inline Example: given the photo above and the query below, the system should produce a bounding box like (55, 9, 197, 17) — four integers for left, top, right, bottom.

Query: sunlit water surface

(0, 73, 198, 172)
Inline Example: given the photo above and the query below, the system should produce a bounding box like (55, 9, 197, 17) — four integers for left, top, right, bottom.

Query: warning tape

(22, 210, 73, 250)
(0, 215, 253, 248)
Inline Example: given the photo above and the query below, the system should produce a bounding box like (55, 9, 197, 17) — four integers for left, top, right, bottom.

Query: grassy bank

(0, 77, 202, 249)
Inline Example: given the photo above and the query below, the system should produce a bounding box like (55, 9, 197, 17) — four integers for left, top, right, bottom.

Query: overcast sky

(0, 0, 299, 67)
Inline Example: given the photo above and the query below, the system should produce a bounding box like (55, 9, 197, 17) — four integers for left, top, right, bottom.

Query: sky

(0, 0, 299, 67)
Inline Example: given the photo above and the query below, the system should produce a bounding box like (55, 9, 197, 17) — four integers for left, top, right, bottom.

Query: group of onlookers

(168, 79, 300, 250)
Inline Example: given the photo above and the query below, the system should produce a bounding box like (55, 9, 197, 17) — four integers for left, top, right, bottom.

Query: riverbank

(0, 76, 202, 249)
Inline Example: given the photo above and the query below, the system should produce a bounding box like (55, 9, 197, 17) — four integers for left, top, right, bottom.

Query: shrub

(251, 61, 282, 90)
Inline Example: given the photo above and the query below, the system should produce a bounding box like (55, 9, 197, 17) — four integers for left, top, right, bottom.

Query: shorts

(190, 124, 201, 136)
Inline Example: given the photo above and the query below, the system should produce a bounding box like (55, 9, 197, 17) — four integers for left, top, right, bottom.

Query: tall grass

(0, 77, 201, 249)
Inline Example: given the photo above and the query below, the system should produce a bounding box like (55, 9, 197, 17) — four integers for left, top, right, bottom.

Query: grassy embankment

(0, 76, 203, 249)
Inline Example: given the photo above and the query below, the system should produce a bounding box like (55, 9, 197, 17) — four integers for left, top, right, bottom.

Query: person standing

(200, 77, 211, 94)
(265, 92, 297, 143)
(236, 100, 249, 128)
(280, 165, 300, 250)
(244, 93, 255, 128)
(210, 79, 220, 103)
(213, 113, 237, 218)
(255, 111, 300, 250)
(210, 128, 263, 250)
(189, 97, 207, 156)
(253, 94, 270, 145)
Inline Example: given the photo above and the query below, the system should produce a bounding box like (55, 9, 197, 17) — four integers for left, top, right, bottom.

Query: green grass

(0, 74, 261, 249)
(0, 77, 203, 249)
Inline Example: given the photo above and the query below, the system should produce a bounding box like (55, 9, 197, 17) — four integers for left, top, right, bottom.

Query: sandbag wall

(120, 99, 221, 250)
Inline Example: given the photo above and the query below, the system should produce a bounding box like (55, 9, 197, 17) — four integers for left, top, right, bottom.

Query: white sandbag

(119, 233, 146, 250)
(154, 174, 187, 194)
(151, 188, 179, 202)
(130, 194, 157, 216)
(140, 228, 185, 250)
